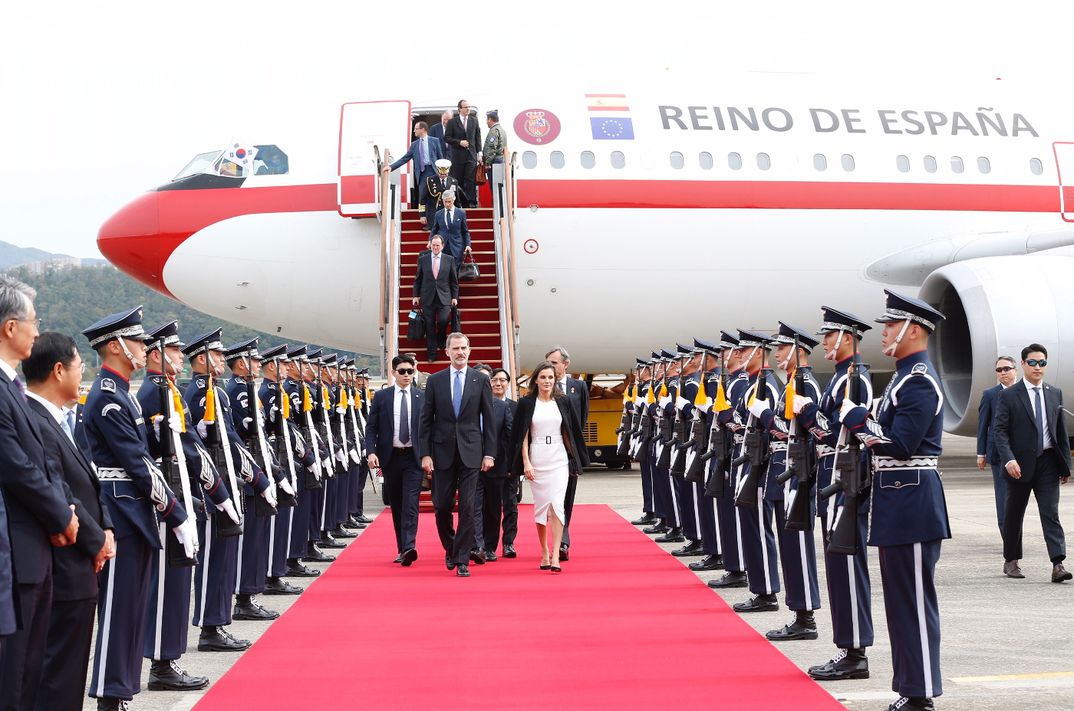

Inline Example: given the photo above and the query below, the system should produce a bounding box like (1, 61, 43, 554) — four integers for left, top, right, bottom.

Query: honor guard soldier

(81, 307, 195, 711)
(629, 358, 657, 526)
(753, 323, 824, 641)
(342, 359, 371, 530)
(327, 356, 362, 540)
(643, 351, 680, 540)
(683, 338, 722, 571)
(315, 353, 351, 547)
(259, 344, 309, 593)
(840, 291, 950, 711)
(306, 350, 342, 553)
(727, 330, 783, 612)
(795, 307, 875, 682)
(225, 338, 288, 621)
(707, 332, 752, 589)
(669, 342, 705, 557)
(353, 366, 375, 526)
(138, 322, 234, 692)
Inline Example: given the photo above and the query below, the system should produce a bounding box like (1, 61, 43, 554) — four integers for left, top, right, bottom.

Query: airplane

(96, 75, 1074, 436)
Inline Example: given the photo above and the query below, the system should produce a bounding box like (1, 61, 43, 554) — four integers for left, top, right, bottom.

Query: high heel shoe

(550, 564, 562, 573)
(540, 563, 551, 570)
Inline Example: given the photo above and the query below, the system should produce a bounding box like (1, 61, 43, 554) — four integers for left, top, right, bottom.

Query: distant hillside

(0, 240, 105, 270)
(6, 263, 379, 375)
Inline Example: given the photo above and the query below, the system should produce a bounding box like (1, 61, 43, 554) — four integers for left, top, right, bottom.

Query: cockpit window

(172, 144, 289, 181)
(252, 145, 289, 175)
(173, 151, 223, 180)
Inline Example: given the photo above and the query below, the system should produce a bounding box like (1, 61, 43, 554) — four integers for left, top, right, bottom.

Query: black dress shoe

(503, 544, 517, 558)
(654, 527, 685, 543)
(807, 648, 870, 681)
(96, 698, 130, 711)
(148, 659, 210, 691)
(733, 594, 779, 613)
(456, 564, 471, 577)
(689, 554, 724, 571)
(671, 540, 704, 557)
(1053, 562, 1073, 582)
(401, 548, 418, 567)
(766, 611, 818, 640)
(264, 577, 303, 595)
(350, 521, 368, 529)
(559, 546, 570, 562)
(393, 554, 404, 564)
(233, 600, 280, 621)
(330, 526, 358, 538)
(319, 534, 348, 549)
(446, 555, 456, 571)
(484, 550, 498, 562)
(354, 514, 373, 524)
(631, 512, 658, 526)
(887, 697, 934, 710)
(469, 550, 487, 565)
(286, 560, 321, 577)
(198, 626, 251, 652)
(301, 546, 336, 562)
(643, 521, 669, 535)
(708, 571, 748, 588)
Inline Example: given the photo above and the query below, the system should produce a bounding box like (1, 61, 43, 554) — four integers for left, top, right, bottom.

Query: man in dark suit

(430, 191, 471, 266)
(443, 98, 481, 207)
(546, 346, 589, 560)
(366, 354, 424, 566)
(490, 368, 520, 557)
(412, 235, 459, 362)
(476, 370, 514, 561)
(428, 109, 452, 155)
(0, 277, 80, 711)
(977, 355, 1019, 535)
(23, 332, 115, 711)
(385, 121, 444, 226)
(417, 333, 497, 577)
(993, 342, 1073, 583)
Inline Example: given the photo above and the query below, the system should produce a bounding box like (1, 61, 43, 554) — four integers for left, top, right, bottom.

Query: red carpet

(195, 505, 842, 710)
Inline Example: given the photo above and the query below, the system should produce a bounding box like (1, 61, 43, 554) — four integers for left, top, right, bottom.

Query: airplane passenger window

(896, 155, 910, 173)
(813, 154, 827, 171)
(841, 154, 855, 172)
(699, 152, 713, 170)
(670, 152, 685, 170)
(977, 156, 991, 174)
(581, 151, 596, 169)
(756, 153, 771, 170)
(610, 151, 626, 169)
(1030, 158, 1044, 175)
(522, 151, 537, 169)
(923, 155, 938, 173)
(252, 145, 289, 175)
(951, 156, 964, 173)
(550, 151, 565, 169)
(728, 152, 743, 170)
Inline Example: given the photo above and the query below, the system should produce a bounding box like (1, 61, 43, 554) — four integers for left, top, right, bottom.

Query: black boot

(286, 558, 321, 577)
(732, 593, 779, 613)
(330, 525, 358, 538)
(807, 647, 869, 681)
(233, 593, 280, 621)
(654, 527, 685, 543)
(689, 554, 724, 571)
(147, 658, 210, 691)
(766, 610, 819, 640)
(631, 512, 657, 526)
(264, 576, 303, 595)
(198, 625, 251, 652)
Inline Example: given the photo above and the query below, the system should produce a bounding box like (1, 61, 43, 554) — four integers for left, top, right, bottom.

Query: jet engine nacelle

(920, 255, 1074, 436)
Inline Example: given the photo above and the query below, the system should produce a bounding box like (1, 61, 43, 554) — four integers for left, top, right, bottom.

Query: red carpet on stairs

(195, 505, 842, 710)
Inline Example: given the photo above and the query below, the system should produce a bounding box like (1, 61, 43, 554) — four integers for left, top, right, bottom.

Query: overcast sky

(2, 1, 1072, 258)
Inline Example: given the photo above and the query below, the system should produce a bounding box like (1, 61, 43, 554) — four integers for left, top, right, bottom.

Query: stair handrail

(492, 147, 521, 393)
(378, 147, 402, 380)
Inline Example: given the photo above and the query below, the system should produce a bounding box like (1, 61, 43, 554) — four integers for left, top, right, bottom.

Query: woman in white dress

(511, 362, 589, 572)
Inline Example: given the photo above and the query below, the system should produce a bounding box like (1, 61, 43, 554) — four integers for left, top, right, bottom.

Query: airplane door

(1054, 142, 1074, 222)
(338, 100, 412, 217)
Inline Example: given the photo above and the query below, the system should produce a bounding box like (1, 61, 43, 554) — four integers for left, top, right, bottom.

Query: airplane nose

(97, 191, 172, 297)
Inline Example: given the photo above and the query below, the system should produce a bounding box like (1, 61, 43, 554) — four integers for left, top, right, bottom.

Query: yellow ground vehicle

(582, 387, 632, 470)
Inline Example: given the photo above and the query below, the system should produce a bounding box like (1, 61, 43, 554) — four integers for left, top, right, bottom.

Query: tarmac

(80, 434, 1073, 710)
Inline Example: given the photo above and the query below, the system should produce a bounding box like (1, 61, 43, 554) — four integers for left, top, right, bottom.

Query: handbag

(458, 252, 480, 282)
(475, 161, 487, 185)
(407, 309, 425, 341)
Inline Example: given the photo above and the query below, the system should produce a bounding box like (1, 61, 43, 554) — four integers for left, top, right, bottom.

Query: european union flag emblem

(591, 117, 634, 140)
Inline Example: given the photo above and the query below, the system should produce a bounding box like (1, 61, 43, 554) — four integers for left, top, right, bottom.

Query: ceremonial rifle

(682, 351, 711, 484)
(733, 347, 771, 509)
(701, 352, 732, 498)
(669, 354, 693, 478)
(778, 337, 817, 532)
(246, 355, 284, 514)
(203, 343, 244, 537)
(156, 339, 198, 567)
(300, 368, 324, 490)
(654, 368, 674, 470)
(272, 356, 300, 504)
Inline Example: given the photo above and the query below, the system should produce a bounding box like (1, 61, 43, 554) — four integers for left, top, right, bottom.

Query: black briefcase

(458, 253, 480, 281)
(408, 309, 425, 341)
(450, 306, 461, 333)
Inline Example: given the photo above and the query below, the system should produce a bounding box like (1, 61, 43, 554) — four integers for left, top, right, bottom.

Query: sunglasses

(995, 366, 1015, 373)
(396, 368, 415, 375)
(1025, 359, 1048, 367)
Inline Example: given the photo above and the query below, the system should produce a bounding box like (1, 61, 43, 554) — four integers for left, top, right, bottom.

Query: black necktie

(399, 389, 410, 445)
(1034, 386, 1046, 455)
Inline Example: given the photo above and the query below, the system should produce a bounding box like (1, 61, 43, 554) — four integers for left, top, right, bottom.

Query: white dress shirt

(393, 386, 412, 448)
(25, 390, 63, 425)
(0, 359, 17, 383)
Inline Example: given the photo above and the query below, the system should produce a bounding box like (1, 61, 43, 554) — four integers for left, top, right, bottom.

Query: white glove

(152, 412, 184, 439)
(278, 477, 296, 497)
(791, 394, 811, 415)
(173, 518, 199, 559)
(335, 449, 347, 465)
(349, 450, 361, 465)
(216, 498, 241, 525)
(261, 484, 277, 508)
(839, 398, 862, 421)
(322, 456, 333, 472)
(748, 398, 769, 419)
(196, 419, 209, 439)
(335, 405, 346, 415)
(242, 417, 253, 431)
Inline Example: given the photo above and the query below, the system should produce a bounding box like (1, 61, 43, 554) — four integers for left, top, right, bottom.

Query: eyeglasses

(995, 366, 1014, 373)
(490, 377, 509, 383)
(1026, 359, 1048, 367)
(396, 368, 415, 375)
(68, 362, 87, 374)
(13, 317, 41, 329)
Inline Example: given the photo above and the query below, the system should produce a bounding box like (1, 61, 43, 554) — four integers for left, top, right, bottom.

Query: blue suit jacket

(428, 123, 449, 155)
(976, 383, 1004, 464)
(390, 136, 443, 175)
(430, 207, 471, 263)
(365, 385, 423, 468)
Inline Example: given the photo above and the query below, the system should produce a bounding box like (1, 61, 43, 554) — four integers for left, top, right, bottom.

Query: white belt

(873, 455, 938, 471)
(769, 442, 788, 453)
(537, 436, 564, 445)
(816, 445, 837, 457)
(732, 435, 744, 445)
(98, 467, 133, 482)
